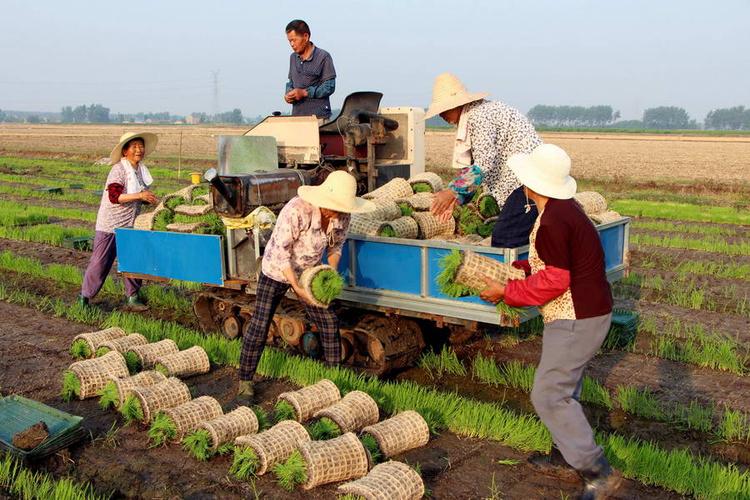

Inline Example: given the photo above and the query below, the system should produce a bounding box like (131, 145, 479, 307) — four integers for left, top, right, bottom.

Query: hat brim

(508, 154, 577, 200)
(298, 186, 376, 214)
(423, 91, 488, 121)
(109, 132, 158, 165)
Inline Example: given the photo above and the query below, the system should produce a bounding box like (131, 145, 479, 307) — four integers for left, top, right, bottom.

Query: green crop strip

(631, 233, 750, 256)
(0, 223, 93, 247)
(418, 346, 467, 378)
(633, 250, 750, 282)
(3, 285, 750, 497)
(0, 453, 108, 500)
(634, 219, 740, 237)
(612, 199, 750, 225)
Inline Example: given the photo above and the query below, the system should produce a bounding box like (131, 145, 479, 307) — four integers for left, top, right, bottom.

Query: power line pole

(211, 70, 220, 117)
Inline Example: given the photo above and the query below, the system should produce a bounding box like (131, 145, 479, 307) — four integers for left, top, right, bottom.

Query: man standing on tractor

(284, 19, 336, 123)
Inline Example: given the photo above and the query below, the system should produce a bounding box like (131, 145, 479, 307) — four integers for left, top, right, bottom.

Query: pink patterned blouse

(261, 196, 350, 284)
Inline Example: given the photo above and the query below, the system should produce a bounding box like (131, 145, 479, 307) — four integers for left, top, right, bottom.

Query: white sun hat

(109, 131, 158, 165)
(507, 144, 577, 200)
(298, 170, 376, 214)
(423, 73, 488, 120)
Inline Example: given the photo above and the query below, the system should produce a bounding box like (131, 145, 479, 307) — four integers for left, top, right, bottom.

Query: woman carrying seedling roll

(237, 171, 375, 403)
(478, 144, 621, 500)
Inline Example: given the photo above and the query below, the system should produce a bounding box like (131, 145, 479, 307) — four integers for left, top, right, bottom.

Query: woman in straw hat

(78, 132, 159, 311)
(237, 170, 374, 402)
(425, 73, 542, 247)
(479, 144, 620, 500)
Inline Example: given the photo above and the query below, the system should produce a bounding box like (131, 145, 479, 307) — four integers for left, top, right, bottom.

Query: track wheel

(279, 316, 305, 347)
(354, 314, 426, 375)
(222, 314, 242, 339)
(193, 293, 218, 333)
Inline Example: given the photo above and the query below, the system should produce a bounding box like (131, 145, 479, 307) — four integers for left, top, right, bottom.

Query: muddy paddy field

(1, 128, 750, 498)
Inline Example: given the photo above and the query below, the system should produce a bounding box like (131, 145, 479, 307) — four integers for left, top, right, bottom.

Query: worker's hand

(284, 92, 295, 103)
(479, 275, 505, 304)
(431, 189, 458, 223)
(140, 190, 158, 205)
(292, 285, 316, 306)
(286, 88, 308, 102)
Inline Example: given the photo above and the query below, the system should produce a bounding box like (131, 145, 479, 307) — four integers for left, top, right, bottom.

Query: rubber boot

(76, 295, 89, 308)
(237, 380, 254, 405)
(125, 294, 149, 312)
(579, 456, 622, 500)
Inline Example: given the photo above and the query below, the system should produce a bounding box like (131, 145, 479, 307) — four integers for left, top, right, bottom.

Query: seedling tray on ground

(33, 186, 63, 195)
(62, 236, 94, 251)
(0, 395, 84, 460)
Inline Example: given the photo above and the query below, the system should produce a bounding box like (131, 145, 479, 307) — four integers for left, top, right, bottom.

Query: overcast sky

(1, 0, 748, 120)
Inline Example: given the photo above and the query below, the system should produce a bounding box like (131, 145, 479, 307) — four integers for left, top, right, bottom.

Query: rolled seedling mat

(363, 178, 413, 201)
(174, 203, 213, 216)
(154, 346, 211, 377)
(378, 216, 418, 239)
(133, 204, 168, 230)
(107, 370, 167, 409)
(163, 185, 199, 205)
(277, 379, 341, 423)
(71, 327, 126, 358)
(127, 339, 179, 370)
(452, 250, 526, 293)
(338, 460, 425, 500)
(408, 171, 444, 193)
(574, 191, 608, 215)
(96, 333, 148, 356)
(194, 193, 211, 205)
(166, 221, 207, 233)
(200, 406, 259, 452)
(156, 396, 224, 443)
(397, 192, 434, 212)
(299, 264, 344, 309)
(299, 432, 369, 490)
(131, 377, 192, 424)
(313, 390, 379, 434)
(361, 411, 430, 458)
(350, 215, 386, 236)
(590, 210, 622, 225)
(411, 211, 456, 239)
(66, 351, 129, 400)
(366, 201, 401, 221)
(476, 192, 500, 219)
(235, 420, 310, 476)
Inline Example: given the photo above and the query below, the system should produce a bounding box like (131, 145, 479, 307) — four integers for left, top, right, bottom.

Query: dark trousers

(81, 231, 141, 299)
(239, 272, 341, 381)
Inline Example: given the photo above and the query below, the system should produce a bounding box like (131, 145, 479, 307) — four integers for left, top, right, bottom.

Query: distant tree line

(527, 105, 620, 127)
(55, 104, 247, 124)
(61, 104, 111, 123)
(705, 106, 750, 130)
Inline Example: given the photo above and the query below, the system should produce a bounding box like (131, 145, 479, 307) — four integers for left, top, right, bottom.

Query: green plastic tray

(0, 395, 84, 460)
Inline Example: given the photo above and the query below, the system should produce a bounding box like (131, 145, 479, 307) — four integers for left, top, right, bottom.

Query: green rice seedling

(307, 417, 341, 440)
(310, 269, 344, 305)
(61, 370, 81, 402)
(253, 406, 270, 431)
(182, 428, 213, 461)
(471, 354, 507, 387)
(398, 202, 414, 216)
(273, 450, 308, 491)
(615, 386, 664, 421)
(418, 346, 466, 378)
(230, 446, 261, 479)
(95, 346, 111, 357)
(378, 225, 397, 237)
(148, 412, 178, 447)
(477, 221, 494, 238)
(611, 199, 750, 225)
(455, 206, 482, 235)
(98, 380, 120, 410)
(478, 195, 500, 218)
(672, 400, 714, 434)
(580, 377, 613, 410)
(436, 250, 475, 297)
(495, 301, 524, 325)
(217, 442, 235, 455)
(153, 210, 175, 231)
(124, 351, 142, 374)
(412, 182, 433, 193)
(359, 433, 382, 464)
(499, 360, 535, 393)
(192, 185, 209, 197)
(154, 363, 170, 376)
(635, 219, 738, 237)
(164, 196, 186, 210)
(718, 407, 750, 443)
(496, 458, 521, 466)
(120, 394, 145, 424)
(274, 400, 297, 423)
(70, 338, 92, 359)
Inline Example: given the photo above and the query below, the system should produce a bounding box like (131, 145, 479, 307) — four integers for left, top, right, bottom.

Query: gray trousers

(81, 231, 141, 299)
(530, 313, 612, 471)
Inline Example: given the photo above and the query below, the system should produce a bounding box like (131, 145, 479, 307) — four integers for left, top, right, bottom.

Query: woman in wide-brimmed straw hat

(236, 170, 374, 403)
(426, 73, 543, 248)
(78, 132, 159, 311)
(479, 144, 621, 499)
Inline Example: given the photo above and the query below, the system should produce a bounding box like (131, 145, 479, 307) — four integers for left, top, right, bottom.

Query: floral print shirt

(448, 100, 542, 206)
(448, 165, 484, 205)
(261, 196, 350, 284)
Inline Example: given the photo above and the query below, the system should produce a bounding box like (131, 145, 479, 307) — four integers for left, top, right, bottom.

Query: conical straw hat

(424, 73, 487, 119)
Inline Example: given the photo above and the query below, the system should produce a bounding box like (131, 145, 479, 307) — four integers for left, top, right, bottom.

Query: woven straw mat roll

(109, 370, 167, 408)
(349, 215, 386, 236)
(162, 185, 199, 205)
(590, 210, 622, 225)
(72, 327, 126, 355)
(313, 390, 379, 434)
(133, 204, 168, 230)
(299, 264, 338, 309)
(235, 420, 310, 476)
(161, 396, 223, 441)
(363, 178, 413, 201)
(68, 351, 129, 400)
(454, 250, 526, 292)
(132, 377, 191, 423)
(154, 346, 211, 377)
(300, 432, 369, 489)
(574, 191, 608, 215)
(174, 204, 213, 216)
(166, 221, 206, 233)
(361, 411, 430, 458)
(338, 460, 425, 500)
(411, 211, 455, 239)
(365, 201, 401, 221)
(128, 339, 179, 369)
(98, 333, 148, 354)
(380, 217, 418, 239)
(397, 192, 434, 212)
(408, 171, 444, 193)
(200, 406, 258, 452)
(277, 379, 341, 422)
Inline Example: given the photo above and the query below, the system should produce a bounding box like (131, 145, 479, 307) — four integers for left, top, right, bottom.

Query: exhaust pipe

(203, 168, 235, 206)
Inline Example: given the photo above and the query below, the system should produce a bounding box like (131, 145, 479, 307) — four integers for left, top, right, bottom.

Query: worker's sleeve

(469, 111, 502, 180)
(448, 165, 484, 205)
(511, 259, 532, 276)
(285, 80, 293, 94)
(104, 164, 127, 204)
(504, 266, 571, 307)
(328, 214, 350, 257)
(271, 201, 305, 265)
(306, 78, 336, 99)
(107, 183, 124, 204)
